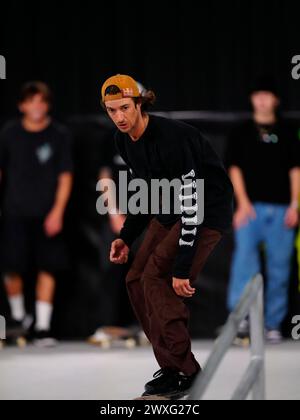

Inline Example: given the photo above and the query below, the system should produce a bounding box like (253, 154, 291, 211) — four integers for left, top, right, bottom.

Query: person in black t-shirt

(87, 128, 138, 343)
(226, 77, 300, 344)
(0, 82, 73, 346)
(101, 74, 233, 398)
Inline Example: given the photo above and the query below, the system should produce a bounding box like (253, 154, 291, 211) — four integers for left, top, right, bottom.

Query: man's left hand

(285, 206, 299, 229)
(173, 278, 196, 298)
(44, 209, 63, 237)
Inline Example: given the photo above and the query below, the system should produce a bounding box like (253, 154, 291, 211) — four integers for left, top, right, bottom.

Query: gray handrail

(189, 274, 265, 400)
(0, 315, 5, 340)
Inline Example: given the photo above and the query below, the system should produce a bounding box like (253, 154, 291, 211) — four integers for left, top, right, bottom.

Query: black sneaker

(4, 317, 33, 347)
(6, 318, 26, 337)
(33, 330, 57, 348)
(143, 368, 181, 397)
(178, 369, 200, 393)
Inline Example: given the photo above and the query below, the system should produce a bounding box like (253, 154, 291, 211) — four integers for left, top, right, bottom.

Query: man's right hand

(109, 214, 126, 236)
(233, 200, 256, 229)
(110, 239, 130, 264)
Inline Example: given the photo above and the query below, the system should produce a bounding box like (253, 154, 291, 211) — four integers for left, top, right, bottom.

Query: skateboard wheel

(101, 339, 111, 350)
(234, 337, 250, 348)
(125, 338, 136, 349)
(16, 337, 27, 348)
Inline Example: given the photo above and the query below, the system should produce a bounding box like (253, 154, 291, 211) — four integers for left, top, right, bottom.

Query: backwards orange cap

(101, 74, 140, 103)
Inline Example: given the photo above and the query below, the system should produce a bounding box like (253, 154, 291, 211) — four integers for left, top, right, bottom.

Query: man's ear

(135, 99, 142, 112)
(100, 100, 107, 111)
(18, 102, 24, 114)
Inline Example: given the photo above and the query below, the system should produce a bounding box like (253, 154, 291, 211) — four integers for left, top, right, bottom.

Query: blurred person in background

(87, 143, 138, 345)
(86, 82, 149, 346)
(226, 76, 300, 344)
(0, 82, 73, 347)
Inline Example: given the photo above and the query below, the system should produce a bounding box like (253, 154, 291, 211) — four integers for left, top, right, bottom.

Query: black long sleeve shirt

(115, 115, 233, 279)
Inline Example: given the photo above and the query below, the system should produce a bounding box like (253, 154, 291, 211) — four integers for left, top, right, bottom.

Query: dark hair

(250, 75, 280, 98)
(102, 84, 156, 112)
(134, 90, 156, 113)
(104, 85, 121, 96)
(19, 81, 53, 105)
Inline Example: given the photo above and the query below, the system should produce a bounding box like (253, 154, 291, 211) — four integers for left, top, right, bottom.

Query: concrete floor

(0, 340, 299, 400)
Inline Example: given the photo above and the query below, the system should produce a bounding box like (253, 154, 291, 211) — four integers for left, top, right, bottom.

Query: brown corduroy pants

(126, 218, 222, 376)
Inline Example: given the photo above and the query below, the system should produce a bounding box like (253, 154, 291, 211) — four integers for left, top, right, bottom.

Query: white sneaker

(266, 329, 282, 345)
(88, 329, 112, 348)
(33, 330, 58, 348)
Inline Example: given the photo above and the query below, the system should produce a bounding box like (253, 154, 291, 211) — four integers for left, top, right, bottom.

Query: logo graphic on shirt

(36, 143, 53, 164)
(178, 169, 199, 248)
(259, 128, 279, 144)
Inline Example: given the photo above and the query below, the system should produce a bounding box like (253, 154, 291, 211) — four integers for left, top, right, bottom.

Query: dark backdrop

(1, 0, 300, 117)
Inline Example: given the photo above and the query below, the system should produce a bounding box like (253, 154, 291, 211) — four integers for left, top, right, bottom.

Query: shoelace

(153, 368, 174, 378)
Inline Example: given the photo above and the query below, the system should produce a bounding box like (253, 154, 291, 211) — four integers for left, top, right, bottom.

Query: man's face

(19, 93, 50, 122)
(251, 91, 279, 115)
(105, 98, 141, 133)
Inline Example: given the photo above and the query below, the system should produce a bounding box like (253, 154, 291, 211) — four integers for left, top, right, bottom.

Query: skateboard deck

(233, 336, 250, 348)
(0, 332, 27, 349)
(134, 392, 188, 401)
(0, 321, 28, 349)
(88, 326, 149, 349)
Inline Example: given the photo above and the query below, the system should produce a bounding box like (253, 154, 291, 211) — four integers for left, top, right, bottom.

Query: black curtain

(1, 0, 300, 117)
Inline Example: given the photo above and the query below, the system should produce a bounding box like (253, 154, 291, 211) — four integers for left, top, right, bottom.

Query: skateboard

(0, 327, 27, 349)
(134, 392, 189, 401)
(88, 326, 150, 349)
(233, 336, 250, 348)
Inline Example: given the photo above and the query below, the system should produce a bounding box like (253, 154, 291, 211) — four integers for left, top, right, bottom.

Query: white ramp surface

(0, 341, 299, 400)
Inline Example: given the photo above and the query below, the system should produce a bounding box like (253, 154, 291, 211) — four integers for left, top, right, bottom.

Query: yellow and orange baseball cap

(101, 74, 141, 103)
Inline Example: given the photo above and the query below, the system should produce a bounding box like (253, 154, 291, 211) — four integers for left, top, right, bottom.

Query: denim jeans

(228, 202, 296, 330)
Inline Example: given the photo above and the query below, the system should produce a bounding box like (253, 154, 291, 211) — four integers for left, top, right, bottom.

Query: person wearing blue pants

(226, 76, 300, 343)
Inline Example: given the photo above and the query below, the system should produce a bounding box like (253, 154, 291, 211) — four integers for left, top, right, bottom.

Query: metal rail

(189, 274, 265, 400)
